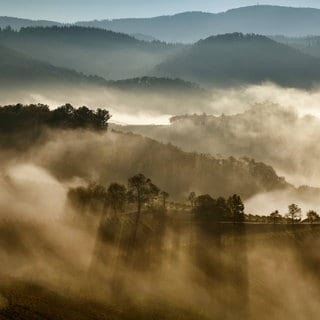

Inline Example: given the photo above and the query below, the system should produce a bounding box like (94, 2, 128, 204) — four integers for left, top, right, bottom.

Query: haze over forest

(1, 2, 320, 320)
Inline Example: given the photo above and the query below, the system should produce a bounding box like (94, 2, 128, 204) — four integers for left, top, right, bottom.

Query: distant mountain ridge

(3, 6, 320, 43)
(75, 5, 320, 43)
(2, 26, 320, 88)
(0, 16, 62, 30)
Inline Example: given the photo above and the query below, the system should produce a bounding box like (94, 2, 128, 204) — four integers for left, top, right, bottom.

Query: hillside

(107, 76, 203, 93)
(0, 104, 289, 200)
(271, 35, 320, 59)
(75, 6, 320, 43)
(0, 41, 199, 96)
(28, 129, 291, 200)
(154, 33, 320, 87)
(0, 26, 183, 80)
(115, 103, 320, 187)
(0, 45, 106, 86)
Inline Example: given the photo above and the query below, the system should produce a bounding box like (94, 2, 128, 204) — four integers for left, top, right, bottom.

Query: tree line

(68, 173, 246, 224)
(68, 174, 320, 225)
(0, 103, 111, 133)
(267, 204, 319, 224)
(68, 173, 170, 217)
(188, 192, 245, 223)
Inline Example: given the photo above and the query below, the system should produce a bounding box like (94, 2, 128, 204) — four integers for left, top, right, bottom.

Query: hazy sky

(2, 0, 320, 21)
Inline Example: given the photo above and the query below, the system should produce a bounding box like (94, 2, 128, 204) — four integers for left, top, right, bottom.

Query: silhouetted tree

(215, 197, 231, 221)
(288, 204, 302, 224)
(107, 183, 127, 214)
(194, 194, 216, 219)
(307, 210, 319, 224)
(160, 191, 170, 209)
(228, 194, 245, 223)
(147, 182, 160, 209)
(128, 173, 157, 216)
(270, 210, 281, 224)
(68, 183, 108, 214)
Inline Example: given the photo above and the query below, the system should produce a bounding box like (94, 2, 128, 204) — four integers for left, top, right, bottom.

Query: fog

(0, 101, 320, 318)
(246, 188, 320, 216)
(3, 82, 320, 122)
(207, 82, 320, 117)
(1, 162, 320, 319)
(2, 82, 320, 188)
(60, 83, 316, 189)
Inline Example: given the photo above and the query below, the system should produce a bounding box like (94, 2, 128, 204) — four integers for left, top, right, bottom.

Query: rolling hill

(32, 129, 290, 200)
(0, 103, 289, 201)
(0, 40, 199, 96)
(0, 44, 106, 86)
(154, 33, 320, 88)
(114, 103, 320, 187)
(0, 26, 183, 80)
(272, 35, 320, 59)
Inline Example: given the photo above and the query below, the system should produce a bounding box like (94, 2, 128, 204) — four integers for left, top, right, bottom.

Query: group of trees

(269, 204, 320, 224)
(0, 103, 111, 134)
(189, 193, 320, 225)
(67, 173, 320, 226)
(68, 173, 170, 217)
(190, 192, 245, 223)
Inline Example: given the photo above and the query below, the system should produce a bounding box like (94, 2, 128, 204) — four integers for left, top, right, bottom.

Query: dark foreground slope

(155, 33, 320, 88)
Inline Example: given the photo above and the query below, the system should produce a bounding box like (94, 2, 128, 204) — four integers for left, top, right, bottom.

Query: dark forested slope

(155, 33, 320, 87)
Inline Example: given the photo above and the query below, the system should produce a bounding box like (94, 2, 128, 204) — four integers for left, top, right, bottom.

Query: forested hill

(155, 33, 320, 88)
(114, 104, 320, 186)
(36, 129, 290, 201)
(0, 104, 289, 201)
(0, 26, 183, 80)
(271, 35, 320, 60)
(0, 42, 196, 93)
(0, 44, 106, 86)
